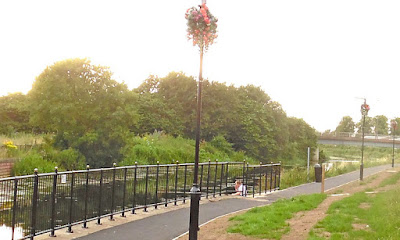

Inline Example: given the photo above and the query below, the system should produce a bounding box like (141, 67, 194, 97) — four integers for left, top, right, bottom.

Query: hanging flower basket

(361, 103, 370, 116)
(391, 120, 398, 130)
(185, 3, 218, 51)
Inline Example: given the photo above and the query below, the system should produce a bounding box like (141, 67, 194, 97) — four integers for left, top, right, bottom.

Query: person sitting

(233, 180, 247, 196)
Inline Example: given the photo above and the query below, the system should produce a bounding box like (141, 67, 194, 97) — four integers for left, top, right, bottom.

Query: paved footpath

(76, 164, 393, 240)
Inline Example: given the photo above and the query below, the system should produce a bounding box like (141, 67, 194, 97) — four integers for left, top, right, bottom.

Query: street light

(185, 1, 218, 239)
(188, 38, 203, 240)
(360, 99, 370, 181)
(391, 119, 397, 168)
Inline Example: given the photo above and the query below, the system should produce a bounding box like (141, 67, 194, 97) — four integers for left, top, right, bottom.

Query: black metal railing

(0, 161, 280, 240)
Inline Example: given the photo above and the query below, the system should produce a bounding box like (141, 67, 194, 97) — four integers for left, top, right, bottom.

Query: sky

(1, 0, 400, 132)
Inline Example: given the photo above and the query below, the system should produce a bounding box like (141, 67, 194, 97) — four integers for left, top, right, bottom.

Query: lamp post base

(189, 185, 201, 240)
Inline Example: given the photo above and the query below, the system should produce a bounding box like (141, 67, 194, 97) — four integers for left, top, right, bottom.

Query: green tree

(373, 115, 388, 135)
(132, 72, 318, 164)
(335, 116, 355, 133)
(201, 81, 239, 141)
(356, 116, 373, 134)
(28, 58, 139, 167)
(286, 117, 318, 161)
(135, 75, 184, 136)
(0, 93, 31, 135)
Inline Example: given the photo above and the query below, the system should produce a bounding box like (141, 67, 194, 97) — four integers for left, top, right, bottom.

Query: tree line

(330, 115, 400, 135)
(0, 58, 317, 168)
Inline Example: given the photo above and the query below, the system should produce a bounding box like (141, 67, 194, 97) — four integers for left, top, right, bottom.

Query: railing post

(121, 167, 128, 217)
(278, 162, 281, 190)
(274, 165, 277, 191)
(144, 166, 149, 212)
(11, 178, 18, 240)
(270, 164, 273, 192)
(225, 162, 229, 195)
(242, 160, 246, 186)
(252, 166, 255, 198)
(155, 161, 160, 209)
(83, 165, 90, 228)
(132, 162, 138, 214)
(264, 166, 268, 194)
(183, 164, 188, 203)
(199, 164, 204, 193)
(246, 163, 249, 197)
(97, 168, 103, 225)
(219, 162, 224, 196)
(50, 167, 58, 237)
(258, 163, 262, 196)
(67, 172, 75, 233)
(206, 159, 211, 199)
(30, 168, 39, 240)
(213, 160, 218, 198)
(165, 165, 169, 207)
(174, 161, 179, 205)
(110, 163, 116, 220)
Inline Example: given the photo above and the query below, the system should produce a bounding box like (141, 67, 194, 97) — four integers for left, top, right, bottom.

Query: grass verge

(309, 172, 400, 240)
(228, 193, 327, 239)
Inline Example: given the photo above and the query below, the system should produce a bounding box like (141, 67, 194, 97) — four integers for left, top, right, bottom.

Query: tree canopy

(335, 116, 355, 133)
(3, 60, 318, 167)
(373, 115, 389, 135)
(28, 58, 138, 167)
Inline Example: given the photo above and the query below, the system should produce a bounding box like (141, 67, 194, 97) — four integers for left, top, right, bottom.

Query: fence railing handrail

(0, 161, 281, 181)
(0, 161, 281, 240)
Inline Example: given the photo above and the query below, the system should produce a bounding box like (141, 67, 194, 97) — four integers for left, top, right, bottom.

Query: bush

(120, 133, 256, 166)
(13, 152, 58, 176)
(54, 148, 86, 170)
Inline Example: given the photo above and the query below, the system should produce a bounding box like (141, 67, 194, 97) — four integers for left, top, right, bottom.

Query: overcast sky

(1, 0, 399, 132)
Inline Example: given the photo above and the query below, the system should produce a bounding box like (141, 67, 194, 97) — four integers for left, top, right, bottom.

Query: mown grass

(228, 193, 327, 239)
(379, 171, 400, 187)
(309, 172, 400, 240)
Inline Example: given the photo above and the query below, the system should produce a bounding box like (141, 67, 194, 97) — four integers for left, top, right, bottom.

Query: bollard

(314, 164, 322, 183)
(321, 165, 325, 193)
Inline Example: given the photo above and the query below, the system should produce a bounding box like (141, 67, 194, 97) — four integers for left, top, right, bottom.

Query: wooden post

(321, 164, 325, 193)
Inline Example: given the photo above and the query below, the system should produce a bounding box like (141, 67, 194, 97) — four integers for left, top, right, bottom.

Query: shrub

(54, 148, 86, 170)
(13, 152, 58, 176)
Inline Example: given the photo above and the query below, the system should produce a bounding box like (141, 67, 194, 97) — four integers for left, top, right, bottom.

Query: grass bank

(309, 172, 400, 240)
(228, 193, 327, 239)
(280, 144, 395, 189)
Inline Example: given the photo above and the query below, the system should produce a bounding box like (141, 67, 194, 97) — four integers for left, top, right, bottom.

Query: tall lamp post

(391, 119, 397, 168)
(360, 99, 370, 181)
(185, 1, 218, 239)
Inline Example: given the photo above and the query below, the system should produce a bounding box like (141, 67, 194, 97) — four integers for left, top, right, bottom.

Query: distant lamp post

(391, 119, 397, 168)
(185, 1, 218, 239)
(360, 100, 370, 180)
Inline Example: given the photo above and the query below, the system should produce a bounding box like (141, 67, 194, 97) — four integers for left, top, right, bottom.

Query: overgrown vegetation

(228, 193, 327, 239)
(5, 132, 257, 176)
(120, 133, 256, 165)
(319, 144, 398, 164)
